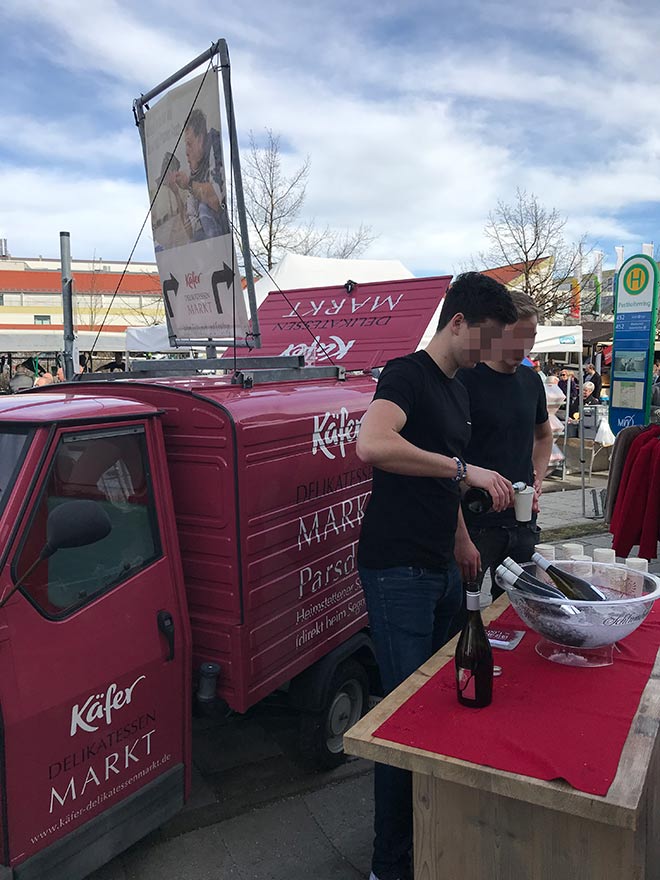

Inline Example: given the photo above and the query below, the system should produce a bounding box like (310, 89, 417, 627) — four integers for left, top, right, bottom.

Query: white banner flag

(143, 72, 248, 340)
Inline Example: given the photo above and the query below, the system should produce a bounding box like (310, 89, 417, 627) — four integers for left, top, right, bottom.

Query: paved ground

(89, 490, 659, 880)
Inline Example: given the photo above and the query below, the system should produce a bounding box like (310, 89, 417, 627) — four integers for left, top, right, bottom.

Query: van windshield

(0, 429, 32, 517)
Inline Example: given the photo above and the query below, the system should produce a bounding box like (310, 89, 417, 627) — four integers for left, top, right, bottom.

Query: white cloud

(3, 0, 196, 85)
(0, 167, 154, 261)
(1, 0, 659, 274)
(0, 115, 138, 167)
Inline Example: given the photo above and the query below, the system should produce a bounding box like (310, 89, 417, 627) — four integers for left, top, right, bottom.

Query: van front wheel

(298, 659, 368, 771)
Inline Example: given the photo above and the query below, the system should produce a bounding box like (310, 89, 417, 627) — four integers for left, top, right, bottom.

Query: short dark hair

(508, 290, 539, 321)
(437, 272, 517, 331)
(186, 108, 208, 139)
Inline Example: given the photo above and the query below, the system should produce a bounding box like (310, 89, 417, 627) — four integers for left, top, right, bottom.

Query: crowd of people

(0, 352, 126, 393)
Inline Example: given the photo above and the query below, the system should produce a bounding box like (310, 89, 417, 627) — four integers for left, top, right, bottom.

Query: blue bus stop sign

(609, 254, 659, 433)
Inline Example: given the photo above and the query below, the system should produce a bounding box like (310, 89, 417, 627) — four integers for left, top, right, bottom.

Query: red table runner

(374, 603, 660, 796)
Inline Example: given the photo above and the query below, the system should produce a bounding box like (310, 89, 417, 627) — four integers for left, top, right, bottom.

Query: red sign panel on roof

(243, 275, 451, 371)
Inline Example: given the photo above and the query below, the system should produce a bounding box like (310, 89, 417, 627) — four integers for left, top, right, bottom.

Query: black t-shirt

(358, 351, 471, 569)
(456, 363, 548, 527)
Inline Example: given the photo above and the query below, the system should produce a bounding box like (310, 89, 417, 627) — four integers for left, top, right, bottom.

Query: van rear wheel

(298, 659, 368, 770)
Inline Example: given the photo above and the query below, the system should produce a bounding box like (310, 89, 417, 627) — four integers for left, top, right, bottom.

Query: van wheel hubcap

(325, 680, 363, 753)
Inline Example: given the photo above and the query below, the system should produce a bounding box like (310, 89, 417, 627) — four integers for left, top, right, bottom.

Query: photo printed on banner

(143, 71, 248, 340)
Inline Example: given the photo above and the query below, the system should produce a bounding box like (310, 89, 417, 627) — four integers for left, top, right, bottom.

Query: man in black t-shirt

(357, 273, 517, 880)
(451, 291, 553, 634)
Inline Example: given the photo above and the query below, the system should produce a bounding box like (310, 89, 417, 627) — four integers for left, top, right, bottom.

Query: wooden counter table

(344, 596, 660, 880)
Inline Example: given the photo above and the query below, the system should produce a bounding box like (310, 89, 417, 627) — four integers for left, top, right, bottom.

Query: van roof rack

(73, 356, 347, 386)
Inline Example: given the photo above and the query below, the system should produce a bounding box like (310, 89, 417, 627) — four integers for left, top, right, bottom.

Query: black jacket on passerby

(585, 369, 602, 400)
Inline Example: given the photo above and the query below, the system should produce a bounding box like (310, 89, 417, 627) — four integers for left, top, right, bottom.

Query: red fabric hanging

(639, 440, 660, 559)
(373, 603, 660, 796)
(610, 426, 660, 558)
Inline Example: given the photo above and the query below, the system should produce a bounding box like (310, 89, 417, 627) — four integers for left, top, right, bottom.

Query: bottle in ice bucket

(455, 581, 493, 708)
(532, 552, 607, 601)
(496, 562, 567, 600)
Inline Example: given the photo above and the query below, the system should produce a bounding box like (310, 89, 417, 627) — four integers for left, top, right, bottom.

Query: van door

(0, 422, 190, 879)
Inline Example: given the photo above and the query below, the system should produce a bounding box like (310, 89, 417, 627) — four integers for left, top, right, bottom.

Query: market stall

(345, 592, 660, 879)
(529, 325, 608, 512)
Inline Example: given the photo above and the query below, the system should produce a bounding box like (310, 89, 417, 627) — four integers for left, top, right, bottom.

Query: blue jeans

(359, 563, 463, 880)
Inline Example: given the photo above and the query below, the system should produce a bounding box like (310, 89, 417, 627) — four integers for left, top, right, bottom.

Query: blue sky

(1, 0, 659, 276)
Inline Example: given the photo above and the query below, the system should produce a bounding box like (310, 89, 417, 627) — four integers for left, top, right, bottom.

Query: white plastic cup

(534, 543, 556, 560)
(608, 565, 629, 595)
(592, 548, 616, 586)
(593, 548, 616, 563)
(626, 557, 649, 573)
(559, 543, 583, 559)
(571, 556, 593, 579)
(513, 486, 534, 522)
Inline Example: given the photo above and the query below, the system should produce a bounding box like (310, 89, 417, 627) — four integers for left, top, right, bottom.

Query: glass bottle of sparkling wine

(455, 583, 493, 708)
(532, 552, 606, 601)
(496, 564, 567, 600)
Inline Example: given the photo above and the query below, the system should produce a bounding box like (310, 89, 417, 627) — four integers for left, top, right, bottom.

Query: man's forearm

(532, 429, 553, 486)
(357, 428, 460, 479)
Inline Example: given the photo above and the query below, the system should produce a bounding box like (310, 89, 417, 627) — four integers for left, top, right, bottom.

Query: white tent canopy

(0, 328, 127, 353)
(531, 325, 583, 354)
(125, 324, 180, 353)
(252, 252, 414, 307)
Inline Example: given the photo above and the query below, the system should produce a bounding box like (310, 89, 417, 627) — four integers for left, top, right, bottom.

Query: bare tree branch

(478, 189, 596, 321)
(239, 128, 376, 271)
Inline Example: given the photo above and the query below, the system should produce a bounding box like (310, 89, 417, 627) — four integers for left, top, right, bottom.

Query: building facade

(0, 245, 164, 352)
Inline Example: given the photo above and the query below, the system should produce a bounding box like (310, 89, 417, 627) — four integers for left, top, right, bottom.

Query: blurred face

(185, 127, 205, 172)
(451, 317, 508, 368)
(485, 317, 538, 370)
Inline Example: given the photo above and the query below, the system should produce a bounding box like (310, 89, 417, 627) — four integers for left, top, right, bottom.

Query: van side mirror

(1, 500, 112, 608)
(43, 500, 112, 558)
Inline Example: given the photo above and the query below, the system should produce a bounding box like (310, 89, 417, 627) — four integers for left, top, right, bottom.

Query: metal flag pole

(219, 40, 260, 349)
(579, 349, 586, 516)
(60, 232, 75, 380)
(561, 376, 571, 482)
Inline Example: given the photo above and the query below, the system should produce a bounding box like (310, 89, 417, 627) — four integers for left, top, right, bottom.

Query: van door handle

(157, 610, 175, 661)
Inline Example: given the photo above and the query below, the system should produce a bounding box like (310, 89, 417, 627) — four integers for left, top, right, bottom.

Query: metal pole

(132, 40, 222, 122)
(561, 376, 571, 482)
(60, 232, 75, 380)
(218, 40, 261, 347)
(578, 351, 586, 516)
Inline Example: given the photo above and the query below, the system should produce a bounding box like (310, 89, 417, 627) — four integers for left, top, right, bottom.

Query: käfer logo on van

(312, 407, 362, 460)
(70, 675, 146, 736)
(280, 335, 355, 362)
